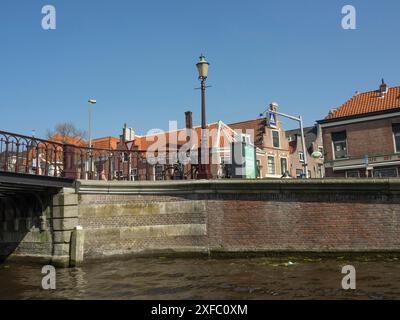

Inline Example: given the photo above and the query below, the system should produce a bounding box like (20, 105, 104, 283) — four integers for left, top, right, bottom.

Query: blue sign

(364, 154, 369, 166)
(268, 112, 277, 128)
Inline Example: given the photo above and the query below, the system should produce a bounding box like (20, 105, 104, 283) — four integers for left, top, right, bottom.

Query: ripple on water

(1, 257, 400, 299)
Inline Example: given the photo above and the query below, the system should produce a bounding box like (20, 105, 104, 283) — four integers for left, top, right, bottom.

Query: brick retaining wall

(76, 179, 400, 259)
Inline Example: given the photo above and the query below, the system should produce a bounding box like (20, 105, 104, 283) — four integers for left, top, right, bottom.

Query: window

(346, 170, 360, 178)
(373, 168, 398, 178)
(267, 156, 275, 175)
(130, 168, 138, 181)
(280, 158, 288, 175)
(272, 131, 280, 148)
(393, 124, 400, 152)
(299, 151, 305, 162)
(332, 131, 348, 159)
(242, 134, 251, 144)
(296, 169, 303, 178)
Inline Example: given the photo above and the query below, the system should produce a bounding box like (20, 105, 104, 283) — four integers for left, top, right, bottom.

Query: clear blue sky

(1, 0, 399, 138)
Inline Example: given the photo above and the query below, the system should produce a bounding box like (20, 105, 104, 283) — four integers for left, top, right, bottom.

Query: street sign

(267, 112, 277, 128)
(125, 140, 135, 151)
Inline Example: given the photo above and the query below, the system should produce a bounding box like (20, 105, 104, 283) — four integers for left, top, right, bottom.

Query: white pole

(88, 102, 92, 149)
(299, 116, 309, 178)
(264, 107, 309, 179)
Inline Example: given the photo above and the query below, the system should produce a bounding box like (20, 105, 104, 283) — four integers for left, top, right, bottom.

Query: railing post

(63, 144, 76, 179)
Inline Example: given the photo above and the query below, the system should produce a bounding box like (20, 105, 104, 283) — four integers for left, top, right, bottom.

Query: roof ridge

(229, 118, 263, 125)
(135, 122, 220, 138)
(355, 84, 400, 95)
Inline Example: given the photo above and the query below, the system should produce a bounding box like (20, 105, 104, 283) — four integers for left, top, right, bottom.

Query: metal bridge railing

(0, 131, 202, 181)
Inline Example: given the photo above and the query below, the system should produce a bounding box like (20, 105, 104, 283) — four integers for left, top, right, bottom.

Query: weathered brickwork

(77, 180, 400, 259)
(4, 180, 400, 264)
(207, 196, 400, 252)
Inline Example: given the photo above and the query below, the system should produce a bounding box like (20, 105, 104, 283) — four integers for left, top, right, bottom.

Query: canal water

(1, 256, 400, 299)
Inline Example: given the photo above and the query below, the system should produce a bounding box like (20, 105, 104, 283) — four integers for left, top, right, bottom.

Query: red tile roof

(92, 136, 119, 149)
(48, 134, 119, 149)
(48, 134, 86, 146)
(327, 85, 400, 120)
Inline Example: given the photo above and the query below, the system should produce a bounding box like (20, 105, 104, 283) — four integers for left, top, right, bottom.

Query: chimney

(327, 108, 337, 118)
(185, 111, 193, 145)
(379, 79, 388, 97)
(185, 111, 193, 129)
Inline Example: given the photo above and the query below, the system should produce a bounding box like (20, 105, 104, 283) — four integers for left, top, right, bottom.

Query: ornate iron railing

(0, 131, 200, 181)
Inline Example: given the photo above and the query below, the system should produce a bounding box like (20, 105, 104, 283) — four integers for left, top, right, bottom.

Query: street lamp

(88, 99, 97, 148)
(196, 55, 212, 179)
(87, 99, 96, 180)
(262, 102, 310, 179)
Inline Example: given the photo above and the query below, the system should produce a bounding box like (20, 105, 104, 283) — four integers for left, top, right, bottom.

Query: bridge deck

(0, 172, 75, 195)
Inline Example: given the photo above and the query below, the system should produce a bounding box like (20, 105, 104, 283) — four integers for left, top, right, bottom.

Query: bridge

(0, 129, 212, 266)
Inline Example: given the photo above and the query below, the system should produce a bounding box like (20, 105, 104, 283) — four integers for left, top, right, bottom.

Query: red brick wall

(207, 193, 400, 251)
(77, 180, 400, 258)
(322, 117, 400, 162)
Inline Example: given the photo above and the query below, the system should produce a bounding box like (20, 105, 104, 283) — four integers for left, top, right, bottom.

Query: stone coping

(76, 178, 400, 195)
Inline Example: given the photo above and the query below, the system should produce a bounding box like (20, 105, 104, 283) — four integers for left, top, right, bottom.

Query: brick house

(285, 124, 325, 178)
(229, 104, 291, 178)
(125, 115, 266, 180)
(119, 105, 291, 179)
(317, 80, 400, 178)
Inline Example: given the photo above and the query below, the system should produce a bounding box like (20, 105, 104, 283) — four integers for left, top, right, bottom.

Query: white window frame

(393, 125, 400, 154)
(299, 151, 305, 163)
(272, 130, 280, 149)
(280, 157, 288, 175)
(267, 155, 276, 175)
(242, 134, 251, 144)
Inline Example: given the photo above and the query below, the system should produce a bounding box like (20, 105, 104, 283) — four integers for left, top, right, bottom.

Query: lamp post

(262, 102, 309, 179)
(88, 99, 97, 149)
(87, 99, 96, 180)
(196, 55, 212, 179)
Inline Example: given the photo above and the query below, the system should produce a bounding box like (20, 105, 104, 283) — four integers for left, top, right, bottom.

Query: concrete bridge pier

(51, 188, 83, 267)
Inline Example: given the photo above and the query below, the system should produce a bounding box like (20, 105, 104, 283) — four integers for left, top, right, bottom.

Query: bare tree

(46, 122, 87, 144)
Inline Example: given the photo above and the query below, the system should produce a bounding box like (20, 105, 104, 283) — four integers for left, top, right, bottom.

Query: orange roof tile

(48, 134, 86, 146)
(92, 136, 119, 150)
(327, 85, 400, 120)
